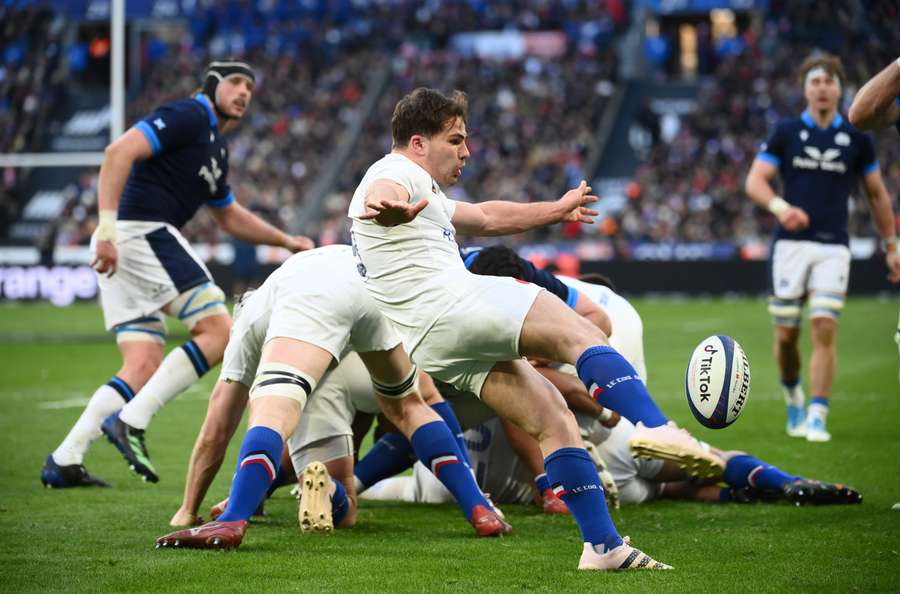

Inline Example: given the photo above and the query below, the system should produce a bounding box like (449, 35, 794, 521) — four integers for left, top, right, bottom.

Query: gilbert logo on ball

(685, 335, 750, 429)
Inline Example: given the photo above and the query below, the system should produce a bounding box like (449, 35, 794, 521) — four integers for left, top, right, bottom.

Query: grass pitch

(0, 297, 898, 593)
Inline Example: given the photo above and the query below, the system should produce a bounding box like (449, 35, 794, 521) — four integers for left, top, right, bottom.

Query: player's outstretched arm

(210, 201, 314, 252)
(861, 169, 900, 282)
(452, 180, 598, 236)
(358, 179, 429, 226)
(91, 128, 155, 276)
(849, 59, 900, 131)
(744, 159, 809, 231)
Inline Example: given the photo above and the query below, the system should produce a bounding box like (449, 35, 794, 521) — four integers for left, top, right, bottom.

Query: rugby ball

(685, 335, 750, 429)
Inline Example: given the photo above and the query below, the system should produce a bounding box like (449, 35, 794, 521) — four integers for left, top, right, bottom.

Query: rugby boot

(156, 520, 248, 550)
(40, 454, 110, 488)
(101, 413, 159, 483)
(785, 404, 807, 438)
(727, 486, 783, 504)
(470, 504, 512, 537)
(805, 416, 831, 442)
(540, 488, 570, 515)
(578, 537, 673, 571)
(298, 462, 334, 534)
(783, 479, 861, 506)
(629, 421, 725, 480)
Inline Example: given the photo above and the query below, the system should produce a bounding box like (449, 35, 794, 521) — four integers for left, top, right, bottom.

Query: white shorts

(769, 239, 850, 324)
(594, 418, 664, 504)
(94, 222, 214, 330)
(407, 271, 542, 397)
(220, 246, 401, 385)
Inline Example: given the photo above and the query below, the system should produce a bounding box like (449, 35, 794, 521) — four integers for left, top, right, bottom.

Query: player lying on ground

(41, 60, 313, 488)
(156, 245, 508, 550)
(362, 411, 862, 508)
(347, 87, 701, 570)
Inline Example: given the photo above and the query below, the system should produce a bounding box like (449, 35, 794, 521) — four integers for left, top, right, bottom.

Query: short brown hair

(798, 53, 846, 87)
(391, 87, 468, 147)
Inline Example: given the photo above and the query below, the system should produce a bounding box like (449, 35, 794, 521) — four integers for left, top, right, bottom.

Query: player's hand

(90, 239, 117, 277)
(557, 180, 599, 224)
(283, 235, 315, 253)
(886, 251, 900, 283)
(360, 195, 429, 226)
(777, 206, 810, 231)
(599, 409, 621, 429)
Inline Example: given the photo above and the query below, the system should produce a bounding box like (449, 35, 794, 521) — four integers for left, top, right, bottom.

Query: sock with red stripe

(219, 426, 283, 522)
(410, 420, 489, 522)
(545, 447, 622, 551)
(576, 345, 668, 427)
(723, 454, 799, 491)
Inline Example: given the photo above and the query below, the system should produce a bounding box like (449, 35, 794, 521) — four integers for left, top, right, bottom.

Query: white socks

(118, 345, 204, 430)
(781, 381, 805, 408)
(53, 381, 129, 466)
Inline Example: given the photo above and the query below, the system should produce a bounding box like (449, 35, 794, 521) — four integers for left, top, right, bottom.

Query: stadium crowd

(2, 0, 898, 255)
(617, 0, 900, 246)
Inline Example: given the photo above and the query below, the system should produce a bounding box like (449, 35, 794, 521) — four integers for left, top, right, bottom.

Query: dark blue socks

(545, 447, 622, 551)
(723, 454, 799, 491)
(219, 426, 283, 522)
(409, 420, 489, 521)
(576, 346, 668, 427)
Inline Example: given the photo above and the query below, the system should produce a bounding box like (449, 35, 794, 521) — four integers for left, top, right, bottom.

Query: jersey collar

(801, 110, 843, 130)
(193, 94, 219, 129)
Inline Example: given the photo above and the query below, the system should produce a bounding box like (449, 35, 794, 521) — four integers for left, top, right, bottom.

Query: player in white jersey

(345, 87, 722, 571)
(157, 245, 508, 549)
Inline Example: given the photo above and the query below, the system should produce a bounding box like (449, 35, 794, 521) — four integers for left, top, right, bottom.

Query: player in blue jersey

(745, 54, 899, 442)
(40, 61, 313, 488)
(848, 57, 900, 365)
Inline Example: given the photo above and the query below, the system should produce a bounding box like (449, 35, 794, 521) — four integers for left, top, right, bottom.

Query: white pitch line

(38, 397, 91, 410)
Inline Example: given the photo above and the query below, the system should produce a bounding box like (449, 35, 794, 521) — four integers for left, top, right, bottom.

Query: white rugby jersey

(348, 153, 466, 349)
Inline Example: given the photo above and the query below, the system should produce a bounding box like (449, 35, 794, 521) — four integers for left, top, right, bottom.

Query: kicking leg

(480, 359, 670, 570)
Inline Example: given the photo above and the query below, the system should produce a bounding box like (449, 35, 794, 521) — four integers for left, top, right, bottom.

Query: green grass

(1, 298, 898, 592)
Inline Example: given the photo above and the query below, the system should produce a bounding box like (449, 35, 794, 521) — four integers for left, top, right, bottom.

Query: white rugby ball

(685, 335, 750, 429)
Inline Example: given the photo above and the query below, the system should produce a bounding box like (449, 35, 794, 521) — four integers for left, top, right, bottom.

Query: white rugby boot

(629, 421, 725, 480)
(805, 415, 831, 442)
(578, 537, 673, 571)
(298, 462, 334, 534)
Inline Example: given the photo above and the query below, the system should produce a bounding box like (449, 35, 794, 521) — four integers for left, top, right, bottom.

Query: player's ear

(409, 134, 428, 156)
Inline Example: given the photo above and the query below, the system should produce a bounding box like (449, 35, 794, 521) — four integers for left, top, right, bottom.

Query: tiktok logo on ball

(697, 344, 718, 403)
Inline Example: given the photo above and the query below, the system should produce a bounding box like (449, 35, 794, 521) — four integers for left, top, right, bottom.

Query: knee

(810, 318, 838, 347)
(192, 314, 232, 342)
(774, 326, 800, 348)
(532, 390, 580, 442)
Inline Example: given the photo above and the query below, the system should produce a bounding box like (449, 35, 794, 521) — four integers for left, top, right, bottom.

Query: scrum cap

(202, 60, 255, 118)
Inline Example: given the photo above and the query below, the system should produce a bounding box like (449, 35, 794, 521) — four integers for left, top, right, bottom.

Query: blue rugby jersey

(119, 94, 234, 228)
(756, 111, 878, 245)
(460, 246, 580, 309)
